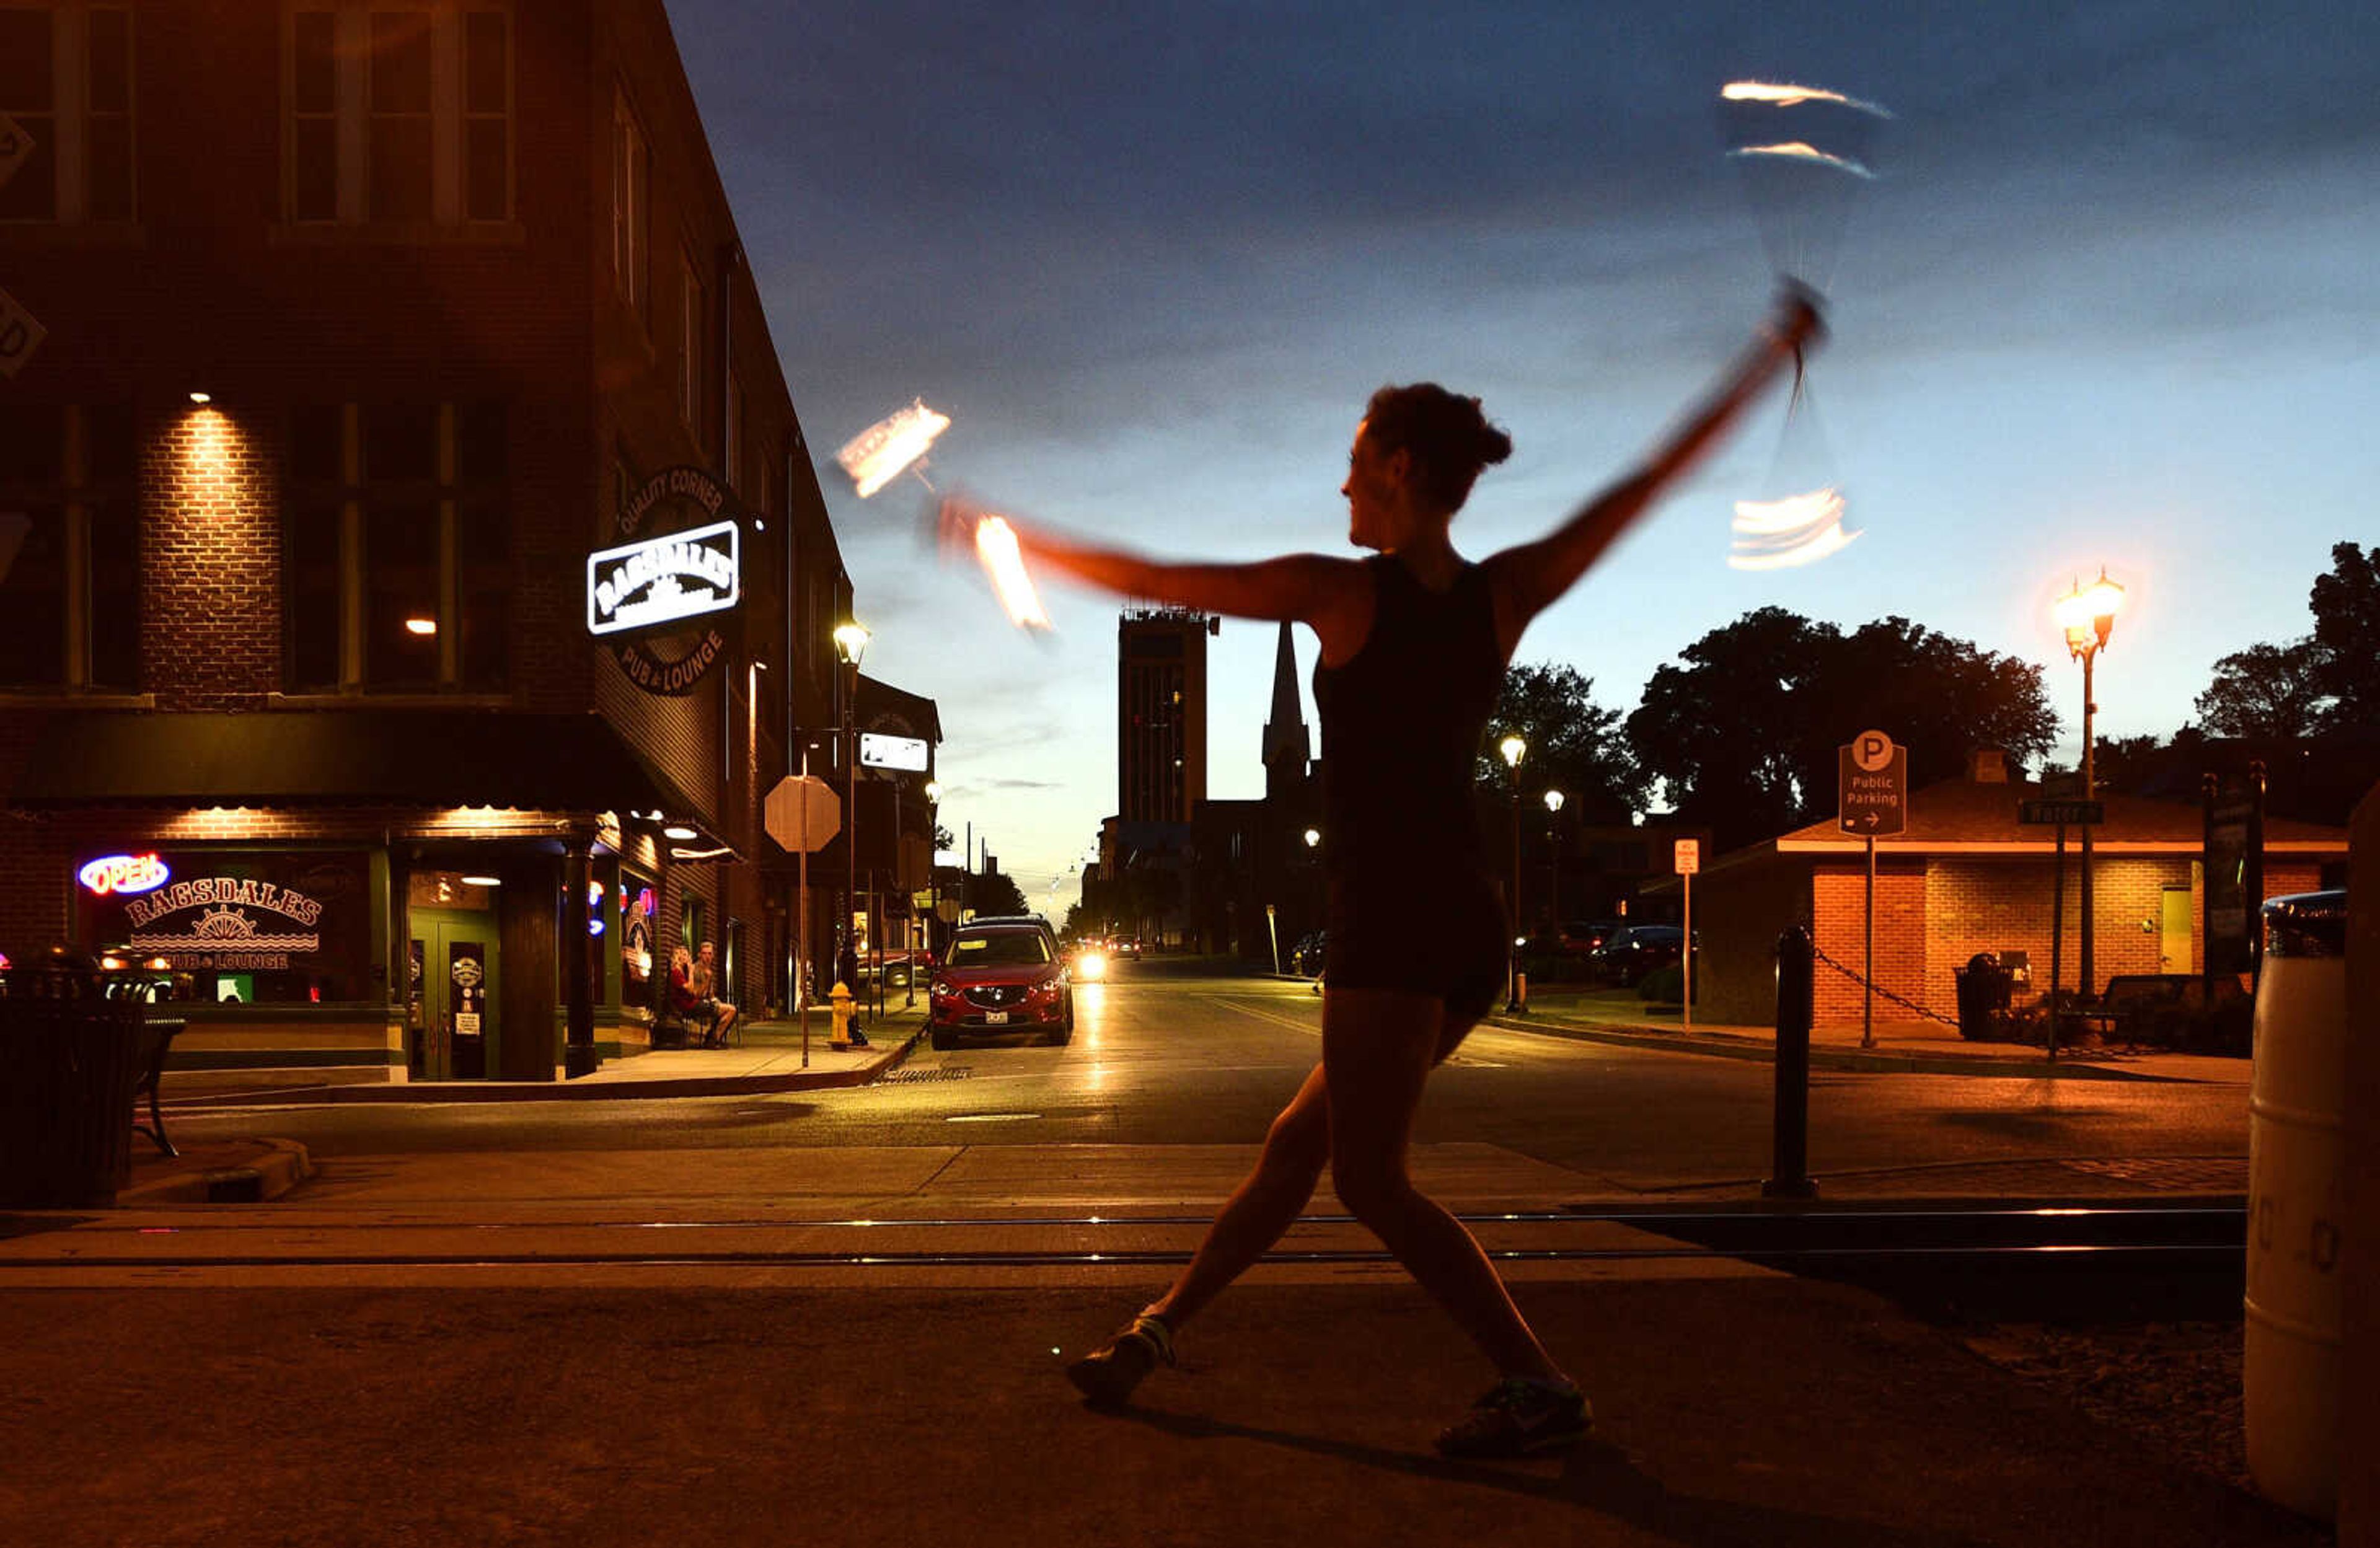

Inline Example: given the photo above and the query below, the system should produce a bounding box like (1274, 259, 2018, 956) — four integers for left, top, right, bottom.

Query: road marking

(944, 1113, 1041, 1124)
(1205, 996, 1318, 1036)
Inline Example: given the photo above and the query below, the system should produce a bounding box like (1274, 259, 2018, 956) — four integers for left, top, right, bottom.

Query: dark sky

(668, 0, 2379, 887)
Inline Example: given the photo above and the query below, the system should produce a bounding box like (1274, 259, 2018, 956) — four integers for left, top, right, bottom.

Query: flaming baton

(835, 399, 951, 498)
(1717, 78, 1892, 570)
(971, 513, 1053, 631)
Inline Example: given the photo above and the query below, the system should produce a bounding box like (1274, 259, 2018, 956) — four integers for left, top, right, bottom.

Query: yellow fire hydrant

(828, 980, 857, 1050)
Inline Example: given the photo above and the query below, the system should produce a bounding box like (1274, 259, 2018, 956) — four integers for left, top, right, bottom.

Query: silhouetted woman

(946, 286, 1823, 1458)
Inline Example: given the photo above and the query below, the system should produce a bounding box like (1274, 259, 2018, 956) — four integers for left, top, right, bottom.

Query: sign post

(1673, 838, 1700, 1034)
(2021, 785, 2104, 1060)
(767, 772, 840, 1065)
(1838, 730, 1906, 1049)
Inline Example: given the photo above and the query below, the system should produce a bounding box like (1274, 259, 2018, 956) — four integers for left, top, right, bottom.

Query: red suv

(927, 921, 1073, 1050)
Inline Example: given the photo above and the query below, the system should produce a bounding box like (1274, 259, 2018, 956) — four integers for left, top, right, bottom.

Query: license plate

(983, 1011, 1009, 1026)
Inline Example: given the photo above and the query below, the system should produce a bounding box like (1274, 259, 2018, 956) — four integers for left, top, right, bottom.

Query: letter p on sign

(1853, 729, 1895, 773)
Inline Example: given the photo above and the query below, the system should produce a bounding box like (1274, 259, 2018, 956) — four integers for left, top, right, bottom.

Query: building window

(283, 402, 510, 693)
(610, 87, 648, 317)
(677, 248, 703, 432)
(283, 2, 511, 227)
(0, 403, 138, 690)
(0, 4, 136, 224)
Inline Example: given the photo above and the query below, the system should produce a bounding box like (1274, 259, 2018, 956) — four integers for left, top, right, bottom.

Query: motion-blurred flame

(1721, 81, 1893, 118)
(1727, 487, 1861, 571)
(975, 515, 1052, 630)
(1727, 143, 1875, 179)
(836, 400, 951, 499)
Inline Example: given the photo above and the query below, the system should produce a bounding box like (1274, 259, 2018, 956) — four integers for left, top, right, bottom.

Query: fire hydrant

(828, 980, 858, 1050)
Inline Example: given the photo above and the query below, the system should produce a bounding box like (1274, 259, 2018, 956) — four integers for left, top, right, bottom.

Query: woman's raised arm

(1485, 286, 1825, 655)
(943, 496, 1366, 631)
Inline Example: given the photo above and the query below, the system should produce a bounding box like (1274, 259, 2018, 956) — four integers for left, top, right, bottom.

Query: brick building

(0, 0, 906, 1083)
(1674, 750, 2350, 1027)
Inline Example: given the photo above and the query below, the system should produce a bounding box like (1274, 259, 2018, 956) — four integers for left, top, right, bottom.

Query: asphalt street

(148, 965, 2250, 1197)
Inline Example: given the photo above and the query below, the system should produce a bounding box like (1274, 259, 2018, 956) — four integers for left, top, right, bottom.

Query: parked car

(1556, 920, 1623, 959)
(1590, 925, 1691, 987)
(927, 921, 1073, 1049)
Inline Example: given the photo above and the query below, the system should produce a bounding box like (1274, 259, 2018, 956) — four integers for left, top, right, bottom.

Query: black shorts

(1324, 869, 1508, 1025)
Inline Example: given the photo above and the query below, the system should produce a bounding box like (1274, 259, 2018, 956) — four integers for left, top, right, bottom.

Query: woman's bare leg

(1145, 1062, 1331, 1330)
(1322, 985, 1566, 1385)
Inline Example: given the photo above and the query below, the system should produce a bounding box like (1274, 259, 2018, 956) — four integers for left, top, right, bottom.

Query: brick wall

(143, 406, 281, 707)
(1813, 860, 1929, 1022)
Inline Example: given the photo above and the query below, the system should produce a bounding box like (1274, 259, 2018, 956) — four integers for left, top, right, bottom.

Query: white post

(1681, 871, 1693, 1035)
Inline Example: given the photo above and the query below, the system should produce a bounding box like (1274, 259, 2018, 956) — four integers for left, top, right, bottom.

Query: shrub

(1636, 962, 1700, 1005)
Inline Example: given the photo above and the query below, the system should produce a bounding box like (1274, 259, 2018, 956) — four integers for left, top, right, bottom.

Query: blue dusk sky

(666, 0, 2378, 900)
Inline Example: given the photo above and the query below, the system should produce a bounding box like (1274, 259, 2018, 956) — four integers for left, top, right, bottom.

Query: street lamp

(1500, 734, 1527, 1012)
(834, 621, 870, 1005)
(1541, 788, 1565, 928)
(2053, 570, 2124, 1004)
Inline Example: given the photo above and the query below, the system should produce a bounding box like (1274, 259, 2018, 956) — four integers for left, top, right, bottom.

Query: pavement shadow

(1103, 1404, 1994, 1548)
(0, 1212, 96, 1243)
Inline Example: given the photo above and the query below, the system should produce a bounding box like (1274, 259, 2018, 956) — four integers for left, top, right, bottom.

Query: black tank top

(1313, 555, 1502, 887)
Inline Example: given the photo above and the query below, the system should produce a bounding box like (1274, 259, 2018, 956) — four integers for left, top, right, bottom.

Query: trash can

(1952, 951, 2010, 1041)
(0, 946, 151, 1208)
(2245, 889, 2347, 1521)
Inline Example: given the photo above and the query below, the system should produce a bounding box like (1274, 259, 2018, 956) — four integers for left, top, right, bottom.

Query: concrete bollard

(2246, 890, 2348, 1521)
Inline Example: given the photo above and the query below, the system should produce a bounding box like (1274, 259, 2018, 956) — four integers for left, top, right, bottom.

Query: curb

(1484, 1012, 2197, 1083)
(183, 1025, 928, 1106)
(118, 1138, 314, 1205)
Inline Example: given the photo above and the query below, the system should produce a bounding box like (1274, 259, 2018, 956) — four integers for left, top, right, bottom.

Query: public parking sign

(1837, 729, 1907, 837)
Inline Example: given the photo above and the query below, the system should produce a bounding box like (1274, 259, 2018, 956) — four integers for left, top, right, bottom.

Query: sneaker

(1065, 1313, 1175, 1406)
(1433, 1378, 1592, 1459)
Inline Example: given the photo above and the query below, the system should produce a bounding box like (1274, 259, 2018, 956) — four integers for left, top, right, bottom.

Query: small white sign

(454, 1013, 482, 1036)
(859, 732, 930, 772)
(586, 519, 741, 636)
(0, 113, 32, 190)
(0, 284, 47, 380)
(1673, 839, 1701, 876)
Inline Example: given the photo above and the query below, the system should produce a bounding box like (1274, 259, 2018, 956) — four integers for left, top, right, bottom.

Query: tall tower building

(1261, 620, 1312, 804)
(1117, 607, 1219, 823)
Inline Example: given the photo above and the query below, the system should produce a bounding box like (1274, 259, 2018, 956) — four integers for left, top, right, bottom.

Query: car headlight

(1075, 951, 1107, 980)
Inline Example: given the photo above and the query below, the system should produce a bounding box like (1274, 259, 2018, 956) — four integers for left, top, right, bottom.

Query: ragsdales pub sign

(595, 465, 746, 695)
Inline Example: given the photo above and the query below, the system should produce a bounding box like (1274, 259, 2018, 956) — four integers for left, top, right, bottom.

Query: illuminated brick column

(143, 402, 282, 708)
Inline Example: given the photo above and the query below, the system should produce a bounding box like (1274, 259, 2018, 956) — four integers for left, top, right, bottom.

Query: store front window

(76, 849, 375, 1003)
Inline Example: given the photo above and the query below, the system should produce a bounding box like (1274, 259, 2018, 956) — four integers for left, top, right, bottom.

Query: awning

(6, 710, 715, 830)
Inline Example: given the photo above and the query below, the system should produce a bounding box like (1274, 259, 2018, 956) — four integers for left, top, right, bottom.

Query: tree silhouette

(1475, 662, 1646, 821)
(2309, 541, 2379, 732)
(2193, 637, 2334, 741)
(1627, 609, 2056, 851)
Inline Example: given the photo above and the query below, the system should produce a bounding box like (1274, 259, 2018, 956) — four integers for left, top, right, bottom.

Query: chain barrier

(1807, 940, 1961, 1030)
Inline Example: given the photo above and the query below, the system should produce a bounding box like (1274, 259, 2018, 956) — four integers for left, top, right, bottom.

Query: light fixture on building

(405, 616, 438, 636)
(663, 825, 698, 840)
(461, 874, 502, 887)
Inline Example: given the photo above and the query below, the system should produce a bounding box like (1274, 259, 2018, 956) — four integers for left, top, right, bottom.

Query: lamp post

(1500, 734, 1527, 1012)
(834, 620, 870, 1007)
(2053, 570, 2125, 1005)
(1541, 788, 1566, 928)
(924, 779, 943, 976)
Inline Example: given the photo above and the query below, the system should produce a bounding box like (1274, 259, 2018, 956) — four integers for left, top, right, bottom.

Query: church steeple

(1261, 620, 1310, 801)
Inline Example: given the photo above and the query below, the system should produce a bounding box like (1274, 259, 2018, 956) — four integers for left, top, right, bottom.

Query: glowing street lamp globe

(833, 621, 871, 666)
(2053, 569, 2125, 658)
(1543, 789, 1566, 815)
(1499, 734, 1527, 770)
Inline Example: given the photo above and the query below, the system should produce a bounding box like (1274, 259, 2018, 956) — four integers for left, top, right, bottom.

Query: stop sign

(765, 775, 840, 852)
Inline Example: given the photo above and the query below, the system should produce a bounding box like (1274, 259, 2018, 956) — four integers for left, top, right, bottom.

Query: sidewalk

(1484, 985, 2250, 1085)
(162, 1002, 930, 1107)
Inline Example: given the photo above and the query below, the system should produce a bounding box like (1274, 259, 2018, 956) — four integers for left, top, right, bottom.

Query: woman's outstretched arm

(1485, 286, 1826, 654)
(942, 498, 1366, 631)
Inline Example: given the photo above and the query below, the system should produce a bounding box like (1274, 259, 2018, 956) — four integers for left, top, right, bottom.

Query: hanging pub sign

(597, 465, 746, 695)
(75, 850, 374, 1003)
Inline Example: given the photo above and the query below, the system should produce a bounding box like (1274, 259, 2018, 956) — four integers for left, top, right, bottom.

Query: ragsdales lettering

(586, 517, 741, 637)
(124, 878, 325, 930)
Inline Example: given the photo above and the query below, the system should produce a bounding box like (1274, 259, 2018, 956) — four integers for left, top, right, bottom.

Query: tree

(1474, 662, 1647, 820)
(2309, 541, 2380, 731)
(971, 868, 1028, 918)
(1627, 609, 2058, 853)
(2193, 637, 2334, 741)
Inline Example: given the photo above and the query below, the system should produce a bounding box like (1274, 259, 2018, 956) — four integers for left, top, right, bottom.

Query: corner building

(0, 0, 855, 1083)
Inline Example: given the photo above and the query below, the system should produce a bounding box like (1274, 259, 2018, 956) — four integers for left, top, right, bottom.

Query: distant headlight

(1075, 951, 1107, 981)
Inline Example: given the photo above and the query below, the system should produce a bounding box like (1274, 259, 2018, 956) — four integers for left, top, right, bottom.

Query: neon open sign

(79, 853, 170, 895)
